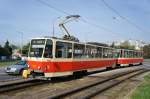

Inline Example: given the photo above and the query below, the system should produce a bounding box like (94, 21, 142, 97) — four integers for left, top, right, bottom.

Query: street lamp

(52, 17, 60, 37)
(17, 31, 23, 56)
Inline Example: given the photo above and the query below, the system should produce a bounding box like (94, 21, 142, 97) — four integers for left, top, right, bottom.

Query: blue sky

(0, 0, 150, 46)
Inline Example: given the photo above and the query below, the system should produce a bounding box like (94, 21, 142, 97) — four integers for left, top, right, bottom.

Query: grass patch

(0, 60, 19, 67)
(131, 73, 150, 99)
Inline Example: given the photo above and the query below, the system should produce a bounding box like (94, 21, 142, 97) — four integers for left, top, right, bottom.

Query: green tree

(10, 44, 19, 50)
(118, 40, 135, 50)
(3, 40, 12, 56)
(0, 47, 10, 56)
(143, 44, 150, 59)
(110, 42, 115, 48)
(21, 43, 30, 56)
(4, 40, 9, 49)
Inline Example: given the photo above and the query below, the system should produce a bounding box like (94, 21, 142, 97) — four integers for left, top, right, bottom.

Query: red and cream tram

(116, 49, 143, 66)
(27, 37, 117, 78)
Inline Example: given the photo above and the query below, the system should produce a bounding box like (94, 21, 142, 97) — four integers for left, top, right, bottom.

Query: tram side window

(44, 39, 53, 58)
(141, 52, 143, 57)
(118, 50, 121, 58)
(138, 52, 142, 58)
(56, 42, 72, 58)
(139, 52, 141, 58)
(131, 51, 134, 58)
(120, 50, 123, 58)
(113, 50, 120, 58)
(85, 45, 97, 58)
(139, 52, 142, 58)
(137, 52, 139, 57)
(129, 51, 133, 58)
(134, 52, 136, 58)
(108, 49, 113, 58)
(85, 45, 91, 58)
(138, 52, 140, 57)
(127, 51, 129, 58)
(137, 52, 141, 57)
(91, 46, 97, 58)
(96, 47, 102, 58)
(133, 51, 135, 58)
(140, 52, 142, 58)
(135, 52, 138, 58)
(103, 48, 109, 58)
(128, 51, 131, 58)
(139, 52, 141, 57)
(123, 50, 127, 58)
(124, 50, 128, 58)
(73, 44, 85, 58)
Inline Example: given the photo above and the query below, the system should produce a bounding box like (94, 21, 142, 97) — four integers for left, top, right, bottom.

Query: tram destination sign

(31, 39, 45, 45)
(31, 39, 45, 48)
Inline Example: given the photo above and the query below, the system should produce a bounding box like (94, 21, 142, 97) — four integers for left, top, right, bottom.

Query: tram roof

(117, 48, 143, 52)
(31, 37, 143, 51)
(31, 36, 114, 49)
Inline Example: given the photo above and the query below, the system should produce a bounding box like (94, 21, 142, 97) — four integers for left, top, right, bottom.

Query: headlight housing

(11, 68, 17, 71)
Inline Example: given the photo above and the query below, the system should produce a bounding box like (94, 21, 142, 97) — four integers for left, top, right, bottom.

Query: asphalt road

(0, 67, 22, 82)
(0, 59, 149, 82)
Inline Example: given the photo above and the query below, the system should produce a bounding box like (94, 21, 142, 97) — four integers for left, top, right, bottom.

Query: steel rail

(48, 68, 149, 99)
(0, 79, 49, 93)
(77, 69, 149, 99)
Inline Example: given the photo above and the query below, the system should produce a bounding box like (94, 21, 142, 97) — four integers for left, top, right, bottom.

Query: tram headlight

(38, 66, 41, 69)
(27, 64, 30, 68)
(45, 66, 48, 70)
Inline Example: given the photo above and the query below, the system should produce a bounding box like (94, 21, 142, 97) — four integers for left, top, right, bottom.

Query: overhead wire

(37, 0, 70, 15)
(35, 0, 122, 38)
(100, 0, 147, 34)
(80, 18, 118, 35)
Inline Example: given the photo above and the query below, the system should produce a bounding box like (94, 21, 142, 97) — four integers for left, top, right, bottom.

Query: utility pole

(17, 31, 23, 56)
(52, 17, 60, 37)
(52, 21, 55, 37)
(21, 32, 23, 56)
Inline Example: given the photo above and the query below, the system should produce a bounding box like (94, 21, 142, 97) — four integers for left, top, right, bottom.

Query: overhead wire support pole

(16, 31, 23, 56)
(52, 17, 60, 37)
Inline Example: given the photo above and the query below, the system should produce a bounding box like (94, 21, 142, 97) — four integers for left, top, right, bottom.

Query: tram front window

(29, 39, 45, 57)
(44, 39, 53, 58)
(30, 48, 44, 57)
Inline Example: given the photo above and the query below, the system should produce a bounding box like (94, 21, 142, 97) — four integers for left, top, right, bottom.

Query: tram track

(48, 68, 149, 99)
(0, 78, 49, 93)
(0, 66, 148, 98)
(0, 77, 22, 83)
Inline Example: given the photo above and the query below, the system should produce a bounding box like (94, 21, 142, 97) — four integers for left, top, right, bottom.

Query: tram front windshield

(29, 39, 46, 57)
